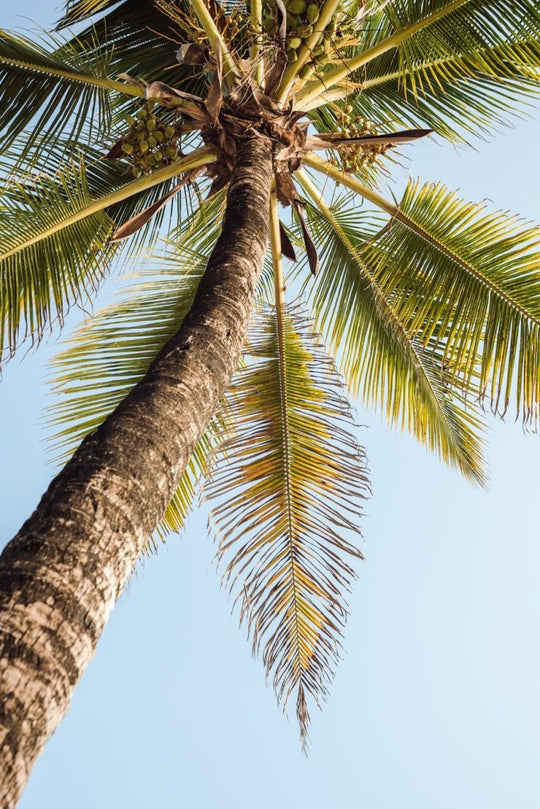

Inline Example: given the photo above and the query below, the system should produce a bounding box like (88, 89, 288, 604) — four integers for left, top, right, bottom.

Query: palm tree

(1, 0, 540, 804)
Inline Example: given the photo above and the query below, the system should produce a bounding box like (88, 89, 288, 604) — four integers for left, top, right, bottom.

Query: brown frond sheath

(279, 221, 297, 261)
(305, 128, 433, 151)
(104, 138, 125, 160)
(111, 167, 204, 241)
(176, 43, 207, 65)
(293, 200, 319, 275)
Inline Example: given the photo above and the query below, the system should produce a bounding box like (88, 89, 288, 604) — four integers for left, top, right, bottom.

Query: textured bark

(0, 134, 273, 807)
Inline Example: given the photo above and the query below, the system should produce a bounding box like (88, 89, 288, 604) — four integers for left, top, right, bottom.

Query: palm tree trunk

(0, 134, 273, 807)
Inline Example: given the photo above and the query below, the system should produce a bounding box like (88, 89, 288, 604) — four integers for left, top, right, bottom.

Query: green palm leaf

(380, 0, 540, 94)
(47, 258, 202, 461)
(359, 11, 540, 136)
(295, 176, 487, 483)
(0, 131, 200, 259)
(303, 154, 540, 427)
(310, 37, 540, 144)
(361, 1, 540, 142)
(47, 238, 270, 542)
(0, 160, 118, 360)
(58, 0, 127, 24)
(362, 179, 540, 424)
(58, 0, 208, 95)
(299, 0, 540, 120)
(206, 304, 369, 745)
(0, 146, 214, 359)
(0, 28, 128, 161)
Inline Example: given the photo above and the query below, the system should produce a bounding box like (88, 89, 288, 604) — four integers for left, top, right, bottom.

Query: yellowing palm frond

(0, 147, 215, 361)
(48, 195, 226, 538)
(206, 305, 369, 746)
(0, 132, 199, 252)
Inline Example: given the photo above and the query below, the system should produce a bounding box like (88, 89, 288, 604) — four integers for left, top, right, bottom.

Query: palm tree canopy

(2, 0, 540, 743)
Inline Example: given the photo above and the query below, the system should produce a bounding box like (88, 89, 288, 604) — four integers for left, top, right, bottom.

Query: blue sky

(1, 4, 540, 808)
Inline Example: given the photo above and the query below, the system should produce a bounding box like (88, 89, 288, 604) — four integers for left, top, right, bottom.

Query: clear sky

(1, 3, 540, 808)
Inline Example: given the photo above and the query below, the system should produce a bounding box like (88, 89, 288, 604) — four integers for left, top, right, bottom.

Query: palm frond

(206, 304, 369, 746)
(0, 146, 214, 360)
(299, 0, 540, 119)
(380, 0, 540, 96)
(304, 153, 540, 425)
(0, 160, 118, 361)
(58, 0, 125, 25)
(295, 174, 487, 483)
(0, 130, 204, 255)
(0, 28, 133, 163)
(309, 39, 540, 144)
(47, 195, 226, 537)
(58, 0, 209, 97)
(353, 5, 540, 142)
(361, 179, 540, 425)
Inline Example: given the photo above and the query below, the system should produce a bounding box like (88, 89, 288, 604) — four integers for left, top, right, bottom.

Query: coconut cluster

(120, 103, 182, 177)
(333, 105, 389, 173)
(263, 0, 336, 69)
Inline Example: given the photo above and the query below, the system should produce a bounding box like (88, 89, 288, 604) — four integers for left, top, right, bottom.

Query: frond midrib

(269, 195, 307, 682)
(303, 154, 540, 333)
(297, 0, 470, 107)
(1, 147, 216, 263)
(0, 53, 142, 96)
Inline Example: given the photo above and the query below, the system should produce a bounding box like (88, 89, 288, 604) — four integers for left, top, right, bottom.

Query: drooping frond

(47, 195, 227, 537)
(0, 28, 129, 162)
(206, 305, 369, 745)
(47, 255, 201, 458)
(0, 132, 200, 250)
(361, 179, 540, 425)
(0, 146, 215, 361)
(305, 154, 540, 426)
(0, 161, 118, 361)
(295, 173, 487, 483)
